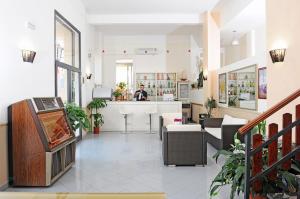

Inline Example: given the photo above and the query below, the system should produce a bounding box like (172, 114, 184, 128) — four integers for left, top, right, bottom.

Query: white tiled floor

(6, 132, 232, 199)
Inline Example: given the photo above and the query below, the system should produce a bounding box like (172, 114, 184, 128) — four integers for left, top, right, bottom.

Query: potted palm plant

(87, 98, 107, 134)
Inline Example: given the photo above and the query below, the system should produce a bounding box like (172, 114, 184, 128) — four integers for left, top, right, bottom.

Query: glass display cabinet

(228, 65, 257, 110)
(136, 73, 177, 101)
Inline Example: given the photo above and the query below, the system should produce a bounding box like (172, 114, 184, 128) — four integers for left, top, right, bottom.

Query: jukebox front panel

(38, 110, 73, 149)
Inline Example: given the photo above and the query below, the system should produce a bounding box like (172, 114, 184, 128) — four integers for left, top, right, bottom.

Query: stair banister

(237, 88, 300, 199)
(238, 89, 300, 135)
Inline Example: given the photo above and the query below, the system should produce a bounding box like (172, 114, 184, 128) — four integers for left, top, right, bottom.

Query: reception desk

(101, 101, 182, 132)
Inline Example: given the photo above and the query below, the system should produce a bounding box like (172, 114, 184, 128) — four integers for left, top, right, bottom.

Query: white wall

(101, 35, 167, 89)
(100, 33, 203, 95)
(166, 35, 191, 79)
(0, 0, 97, 123)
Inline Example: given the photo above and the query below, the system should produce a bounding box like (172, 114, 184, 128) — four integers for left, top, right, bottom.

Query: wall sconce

(86, 74, 92, 80)
(22, 50, 36, 63)
(269, 48, 286, 63)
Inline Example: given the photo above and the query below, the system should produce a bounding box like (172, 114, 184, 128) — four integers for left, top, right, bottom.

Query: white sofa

(204, 115, 247, 150)
(159, 113, 182, 140)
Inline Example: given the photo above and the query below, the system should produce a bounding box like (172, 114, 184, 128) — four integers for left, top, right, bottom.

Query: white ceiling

(81, 0, 220, 14)
(97, 24, 202, 36)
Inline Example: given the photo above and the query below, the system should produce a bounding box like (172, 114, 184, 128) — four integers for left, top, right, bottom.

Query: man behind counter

(134, 84, 148, 101)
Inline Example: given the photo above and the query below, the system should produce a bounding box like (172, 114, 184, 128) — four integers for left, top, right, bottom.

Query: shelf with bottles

(236, 80, 255, 89)
(135, 72, 177, 100)
(157, 88, 176, 97)
(227, 65, 257, 110)
(157, 80, 176, 89)
(237, 72, 256, 80)
(156, 73, 176, 81)
(136, 73, 156, 81)
(144, 88, 156, 97)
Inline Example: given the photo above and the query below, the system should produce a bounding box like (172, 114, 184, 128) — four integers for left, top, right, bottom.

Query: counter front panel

(101, 101, 182, 132)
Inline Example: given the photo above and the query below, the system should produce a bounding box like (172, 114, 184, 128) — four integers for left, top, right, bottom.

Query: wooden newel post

(296, 105, 300, 161)
(244, 132, 251, 199)
(268, 123, 278, 180)
(282, 113, 292, 170)
(252, 134, 263, 192)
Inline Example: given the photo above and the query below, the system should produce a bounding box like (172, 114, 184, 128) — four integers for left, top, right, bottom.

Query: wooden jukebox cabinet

(8, 97, 76, 186)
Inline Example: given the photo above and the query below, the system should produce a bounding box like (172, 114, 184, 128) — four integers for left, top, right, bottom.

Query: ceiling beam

(87, 14, 203, 25)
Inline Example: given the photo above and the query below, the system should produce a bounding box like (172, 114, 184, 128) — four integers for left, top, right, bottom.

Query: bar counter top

(106, 101, 182, 104)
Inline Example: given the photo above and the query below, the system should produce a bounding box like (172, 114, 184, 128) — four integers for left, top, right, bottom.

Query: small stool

(145, 105, 158, 133)
(119, 107, 131, 133)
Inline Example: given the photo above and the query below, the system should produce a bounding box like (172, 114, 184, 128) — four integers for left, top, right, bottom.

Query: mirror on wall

(227, 65, 257, 110)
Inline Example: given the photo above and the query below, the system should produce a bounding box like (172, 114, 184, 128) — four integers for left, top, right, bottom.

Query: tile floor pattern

(6, 132, 233, 199)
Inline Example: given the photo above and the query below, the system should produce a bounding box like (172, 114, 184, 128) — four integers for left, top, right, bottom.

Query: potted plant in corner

(93, 113, 104, 134)
(205, 97, 217, 118)
(65, 103, 90, 132)
(87, 98, 107, 134)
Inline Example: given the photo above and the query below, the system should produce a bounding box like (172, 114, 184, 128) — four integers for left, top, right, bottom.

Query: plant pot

(116, 96, 122, 101)
(94, 127, 100, 134)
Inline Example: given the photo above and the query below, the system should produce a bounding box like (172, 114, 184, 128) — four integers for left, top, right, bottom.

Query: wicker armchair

(204, 117, 245, 150)
(162, 125, 207, 166)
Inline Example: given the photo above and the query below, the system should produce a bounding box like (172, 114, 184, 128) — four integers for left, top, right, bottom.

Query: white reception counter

(101, 101, 182, 132)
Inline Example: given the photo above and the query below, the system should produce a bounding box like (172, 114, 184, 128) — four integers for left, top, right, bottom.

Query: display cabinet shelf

(136, 72, 177, 100)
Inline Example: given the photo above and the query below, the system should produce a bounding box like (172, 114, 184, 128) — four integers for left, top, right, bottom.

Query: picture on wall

(258, 67, 267, 99)
(219, 73, 227, 103)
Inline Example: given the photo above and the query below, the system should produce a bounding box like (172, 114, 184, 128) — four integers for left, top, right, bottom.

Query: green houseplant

(65, 103, 90, 132)
(87, 98, 107, 134)
(210, 135, 299, 199)
(205, 97, 217, 118)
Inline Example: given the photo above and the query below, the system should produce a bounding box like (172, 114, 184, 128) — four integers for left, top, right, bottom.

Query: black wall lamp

(86, 74, 92, 80)
(269, 48, 286, 63)
(22, 50, 36, 63)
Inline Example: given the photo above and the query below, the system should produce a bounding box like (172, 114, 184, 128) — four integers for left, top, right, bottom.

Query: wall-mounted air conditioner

(135, 48, 158, 55)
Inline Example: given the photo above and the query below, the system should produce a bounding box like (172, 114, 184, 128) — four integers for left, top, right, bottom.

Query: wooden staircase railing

(238, 89, 300, 199)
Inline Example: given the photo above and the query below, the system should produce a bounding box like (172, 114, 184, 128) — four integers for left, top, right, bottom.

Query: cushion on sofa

(222, 114, 247, 125)
(167, 124, 202, 132)
(205, 128, 222, 139)
(162, 113, 182, 126)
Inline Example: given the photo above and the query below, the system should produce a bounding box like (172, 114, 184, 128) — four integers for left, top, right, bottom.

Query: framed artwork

(219, 73, 227, 103)
(258, 67, 267, 99)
